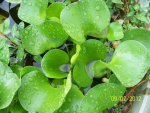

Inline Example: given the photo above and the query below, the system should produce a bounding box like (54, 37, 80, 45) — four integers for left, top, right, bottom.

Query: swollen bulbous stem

(93, 60, 108, 78)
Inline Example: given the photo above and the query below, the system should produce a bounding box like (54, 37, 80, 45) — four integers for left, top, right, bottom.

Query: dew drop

(90, 95, 93, 98)
(83, 12, 87, 16)
(96, 107, 99, 111)
(28, 2, 32, 6)
(96, 6, 100, 11)
(96, 16, 100, 20)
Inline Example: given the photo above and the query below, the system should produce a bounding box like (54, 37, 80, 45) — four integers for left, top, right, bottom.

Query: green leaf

(11, 24, 19, 38)
(17, 45, 24, 62)
(72, 39, 107, 87)
(18, 0, 48, 25)
(77, 83, 125, 113)
(9, 37, 20, 46)
(20, 66, 41, 77)
(5, 0, 22, 3)
(107, 22, 124, 41)
(0, 62, 21, 109)
(133, 4, 140, 11)
(109, 74, 121, 84)
(0, 38, 10, 64)
(60, 0, 110, 43)
(33, 55, 42, 63)
(135, 13, 149, 23)
(2, 18, 11, 35)
(52, 79, 64, 87)
(0, 108, 9, 113)
(0, 24, 3, 33)
(93, 60, 107, 78)
(20, 21, 68, 55)
(18, 22, 25, 30)
(41, 49, 70, 78)
(11, 65, 23, 78)
(47, 2, 65, 19)
(18, 71, 71, 113)
(10, 100, 27, 113)
(123, 29, 150, 54)
(0, 14, 6, 24)
(123, 29, 150, 66)
(108, 40, 149, 87)
(112, 0, 123, 4)
(55, 85, 84, 113)
(48, 0, 54, 3)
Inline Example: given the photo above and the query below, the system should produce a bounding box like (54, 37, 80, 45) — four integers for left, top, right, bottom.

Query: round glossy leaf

(123, 28, 150, 52)
(107, 22, 124, 41)
(108, 40, 149, 87)
(20, 21, 68, 55)
(77, 83, 126, 113)
(18, 0, 48, 25)
(73, 39, 107, 87)
(18, 71, 71, 113)
(55, 85, 84, 113)
(60, 0, 110, 43)
(41, 49, 70, 78)
(20, 66, 41, 77)
(123, 28, 150, 54)
(73, 62, 93, 87)
(47, 2, 65, 19)
(0, 62, 21, 109)
(72, 39, 107, 65)
(0, 38, 9, 64)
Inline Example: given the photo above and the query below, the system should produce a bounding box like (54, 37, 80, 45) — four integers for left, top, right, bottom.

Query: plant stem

(123, 0, 130, 15)
(0, 32, 17, 46)
(123, 0, 130, 25)
(118, 77, 150, 105)
(125, 79, 150, 98)
(118, 78, 150, 113)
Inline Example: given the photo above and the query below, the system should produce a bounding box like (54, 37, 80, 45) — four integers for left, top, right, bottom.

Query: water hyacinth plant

(0, 0, 150, 113)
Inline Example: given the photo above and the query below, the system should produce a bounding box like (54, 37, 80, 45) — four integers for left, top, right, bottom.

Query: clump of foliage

(0, 0, 150, 113)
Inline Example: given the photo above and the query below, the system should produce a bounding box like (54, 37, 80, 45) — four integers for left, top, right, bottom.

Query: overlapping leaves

(41, 49, 70, 78)
(20, 21, 68, 55)
(18, 70, 71, 113)
(0, 0, 150, 113)
(56, 83, 125, 113)
(47, 2, 65, 19)
(0, 62, 20, 109)
(72, 39, 107, 87)
(18, 0, 48, 25)
(60, 0, 110, 43)
(123, 28, 150, 58)
(77, 83, 125, 113)
(107, 22, 124, 41)
(108, 40, 149, 87)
